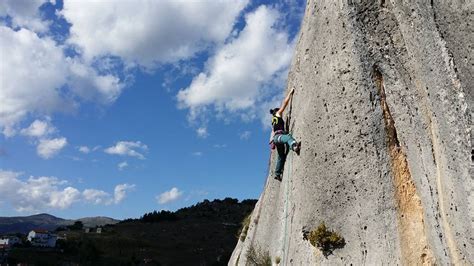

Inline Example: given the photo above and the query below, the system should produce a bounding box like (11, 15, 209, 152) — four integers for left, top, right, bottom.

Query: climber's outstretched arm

(276, 87, 295, 117)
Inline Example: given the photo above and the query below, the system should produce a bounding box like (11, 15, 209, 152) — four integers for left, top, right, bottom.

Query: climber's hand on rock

(289, 87, 295, 95)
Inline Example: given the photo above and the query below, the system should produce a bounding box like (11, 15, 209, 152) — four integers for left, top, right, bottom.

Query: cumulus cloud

(0, 170, 135, 212)
(104, 141, 148, 160)
(36, 137, 67, 159)
(0, 0, 52, 32)
(0, 26, 124, 136)
(67, 58, 124, 103)
(177, 6, 294, 124)
(20, 119, 56, 138)
(82, 184, 134, 205)
(82, 189, 110, 205)
(78, 145, 101, 154)
(48, 187, 80, 209)
(114, 184, 135, 204)
(156, 187, 183, 204)
(0, 170, 79, 212)
(118, 161, 128, 171)
(61, 1, 248, 67)
(196, 127, 209, 139)
(78, 146, 90, 154)
(0, 27, 68, 135)
(19, 119, 67, 159)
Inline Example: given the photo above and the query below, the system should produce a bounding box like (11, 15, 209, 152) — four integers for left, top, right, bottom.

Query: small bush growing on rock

(306, 222, 345, 256)
(238, 213, 252, 241)
(247, 246, 271, 266)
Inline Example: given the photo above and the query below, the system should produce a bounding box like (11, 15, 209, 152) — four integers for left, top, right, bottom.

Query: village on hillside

(0, 221, 104, 264)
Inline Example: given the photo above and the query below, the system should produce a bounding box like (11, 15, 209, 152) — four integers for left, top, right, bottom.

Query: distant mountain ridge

(0, 213, 119, 234)
(76, 216, 119, 228)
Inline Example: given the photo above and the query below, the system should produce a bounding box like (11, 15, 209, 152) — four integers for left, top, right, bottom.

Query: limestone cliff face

(230, 0, 473, 265)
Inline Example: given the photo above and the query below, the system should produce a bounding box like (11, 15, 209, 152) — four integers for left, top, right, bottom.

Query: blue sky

(0, 0, 305, 219)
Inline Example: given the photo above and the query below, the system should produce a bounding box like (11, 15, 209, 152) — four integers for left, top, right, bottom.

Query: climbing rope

(281, 151, 293, 265)
(282, 90, 295, 265)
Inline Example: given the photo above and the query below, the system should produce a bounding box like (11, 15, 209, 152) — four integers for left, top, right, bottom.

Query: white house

(27, 230, 57, 247)
(0, 236, 21, 247)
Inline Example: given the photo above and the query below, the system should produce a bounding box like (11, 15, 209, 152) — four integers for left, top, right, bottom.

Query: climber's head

(269, 108, 280, 116)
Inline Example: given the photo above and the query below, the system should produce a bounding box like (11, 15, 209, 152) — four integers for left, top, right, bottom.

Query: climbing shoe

(292, 141, 301, 155)
(274, 174, 282, 181)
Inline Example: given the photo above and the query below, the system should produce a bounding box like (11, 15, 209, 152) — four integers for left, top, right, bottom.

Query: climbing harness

(274, 130, 286, 135)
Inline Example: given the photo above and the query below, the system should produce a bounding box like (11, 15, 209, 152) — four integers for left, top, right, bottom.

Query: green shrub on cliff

(307, 222, 345, 256)
(247, 245, 271, 266)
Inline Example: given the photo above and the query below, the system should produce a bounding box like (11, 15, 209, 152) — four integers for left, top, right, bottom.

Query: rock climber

(269, 87, 301, 181)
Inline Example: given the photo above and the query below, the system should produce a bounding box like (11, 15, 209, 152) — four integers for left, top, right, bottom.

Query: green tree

(68, 221, 84, 231)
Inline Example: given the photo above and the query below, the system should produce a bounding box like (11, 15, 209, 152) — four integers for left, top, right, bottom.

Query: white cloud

(0, 27, 68, 135)
(0, 26, 124, 136)
(67, 58, 124, 103)
(240, 131, 251, 140)
(0, 170, 135, 212)
(20, 119, 56, 138)
(0, 170, 80, 212)
(78, 145, 101, 154)
(82, 184, 135, 205)
(196, 127, 209, 138)
(19, 119, 69, 160)
(192, 152, 203, 157)
(118, 161, 128, 171)
(49, 187, 80, 209)
(36, 137, 67, 159)
(82, 189, 110, 205)
(104, 141, 148, 160)
(114, 184, 135, 204)
(78, 146, 90, 154)
(157, 187, 183, 204)
(0, 0, 51, 32)
(177, 6, 294, 124)
(61, 1, 248, 67)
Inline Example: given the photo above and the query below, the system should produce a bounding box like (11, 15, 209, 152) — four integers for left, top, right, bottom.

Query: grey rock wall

(230, 0, 473, 265)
